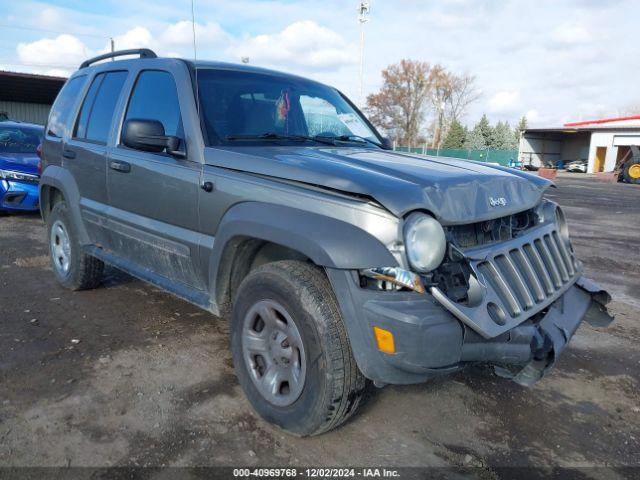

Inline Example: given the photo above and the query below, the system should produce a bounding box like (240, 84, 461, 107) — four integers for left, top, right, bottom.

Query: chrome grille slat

(551, 231, 575, 276)
(495, 254, 535, 310)
(509, 248, 546, 303)
(523, 243, 555, 295)
(478, 262, 522, 317)
(534, 238, 562, 288)
(544, 234, 569, 282)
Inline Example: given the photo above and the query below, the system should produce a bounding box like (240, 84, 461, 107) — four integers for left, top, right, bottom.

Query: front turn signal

(373, 326, 395, 354)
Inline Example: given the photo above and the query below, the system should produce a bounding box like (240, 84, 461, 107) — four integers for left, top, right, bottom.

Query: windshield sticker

(275, 91, 291, 130)
(337, 113, 371, 138)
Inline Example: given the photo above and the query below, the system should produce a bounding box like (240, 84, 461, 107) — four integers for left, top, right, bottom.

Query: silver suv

(40, 49, 613, 436)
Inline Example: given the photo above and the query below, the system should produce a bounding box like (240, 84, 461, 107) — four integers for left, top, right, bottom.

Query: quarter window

(74, 71, 128, 144)
(124, 70, 183, 138)
(47, 75, 87, 138)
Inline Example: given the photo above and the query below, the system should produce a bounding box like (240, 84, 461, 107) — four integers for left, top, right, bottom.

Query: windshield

(0, 125, 43, 154)
(196, 69, 380, 147)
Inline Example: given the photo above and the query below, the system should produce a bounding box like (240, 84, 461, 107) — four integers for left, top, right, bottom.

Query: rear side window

(74, 71, 128, 144)
(47, 75, 87, 138)
(124, 70, 183, 138)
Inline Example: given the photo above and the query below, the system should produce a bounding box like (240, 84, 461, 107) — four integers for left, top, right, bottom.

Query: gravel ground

(1, 174, 639, 478)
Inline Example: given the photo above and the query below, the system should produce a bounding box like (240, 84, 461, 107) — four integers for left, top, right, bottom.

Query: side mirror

(380, 137, 393, 150)
(122, 119, 184, 158)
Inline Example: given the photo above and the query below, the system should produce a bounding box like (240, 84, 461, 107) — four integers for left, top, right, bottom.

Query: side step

(84, 245, 213, 312)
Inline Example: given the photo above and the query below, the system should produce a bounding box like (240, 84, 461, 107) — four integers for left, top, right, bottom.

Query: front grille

(476, 230, 576, 318)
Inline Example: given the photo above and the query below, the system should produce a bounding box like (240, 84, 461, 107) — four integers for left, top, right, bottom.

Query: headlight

(403, 212, 446, 272)
(0, 169, 39, 183)
(555, 206, 570, 244)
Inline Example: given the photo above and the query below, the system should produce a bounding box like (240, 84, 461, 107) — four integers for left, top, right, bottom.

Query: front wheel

(231, 260, 366, 436)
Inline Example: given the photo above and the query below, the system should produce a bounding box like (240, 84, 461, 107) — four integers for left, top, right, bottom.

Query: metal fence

(393, 146, 519, 166)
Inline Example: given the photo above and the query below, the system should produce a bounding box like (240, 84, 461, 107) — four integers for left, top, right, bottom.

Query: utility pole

(358, 1, 370, 107)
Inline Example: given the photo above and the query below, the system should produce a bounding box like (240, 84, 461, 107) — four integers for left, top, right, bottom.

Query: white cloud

(161, 20, 230, 48)
(232, 20, 357, 71)
(110, 26, 154, 51)
(552, 22, 590, 45)
(16, 34, 90, 74)
(488, 90, 520, 114)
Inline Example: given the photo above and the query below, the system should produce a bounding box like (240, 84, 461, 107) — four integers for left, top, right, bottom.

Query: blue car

(0, 121, 44, 212)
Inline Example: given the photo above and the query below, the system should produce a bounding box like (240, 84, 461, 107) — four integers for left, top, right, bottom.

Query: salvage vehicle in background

(39, 49, 614, 436)
(0, 120, 43, 212)
(619, 146, 640, 184)
(566, 159, 587, 173)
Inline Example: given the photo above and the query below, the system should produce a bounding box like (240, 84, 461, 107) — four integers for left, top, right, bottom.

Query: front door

(106, 69, 204, 290)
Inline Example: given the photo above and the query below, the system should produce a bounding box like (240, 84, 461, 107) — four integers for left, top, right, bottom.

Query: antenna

(358, 1, 371, 107)
(191, 0, 200, 118)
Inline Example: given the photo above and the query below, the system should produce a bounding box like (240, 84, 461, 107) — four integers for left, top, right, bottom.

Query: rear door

(106, 68, 204, 290)
(63, 70, 129, 247)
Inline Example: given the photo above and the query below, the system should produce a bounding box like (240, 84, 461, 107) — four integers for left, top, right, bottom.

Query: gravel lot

(1, 174, 639, 477)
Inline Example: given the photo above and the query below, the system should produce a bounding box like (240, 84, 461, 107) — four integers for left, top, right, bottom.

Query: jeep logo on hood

(489, 196, 508, 207)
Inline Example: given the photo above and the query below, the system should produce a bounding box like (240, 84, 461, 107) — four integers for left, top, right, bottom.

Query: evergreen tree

(477, 114, 493, 147)
(465, 114, 492, 150)
(464, 124, 486, 150)
(492, 121, 515, 149)
(442, 119, 467, 149)
(514, 115, 528, 147)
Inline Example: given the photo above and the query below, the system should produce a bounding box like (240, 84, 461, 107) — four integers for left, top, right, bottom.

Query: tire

(622, 159, 640, 184)
(231, 260, 366, 436)
(47, 201, 104, 290)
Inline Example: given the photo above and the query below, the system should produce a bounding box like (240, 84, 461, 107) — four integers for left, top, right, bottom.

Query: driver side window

(124, 70, 184, 141)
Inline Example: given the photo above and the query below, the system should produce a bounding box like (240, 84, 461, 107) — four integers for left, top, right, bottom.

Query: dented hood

(205, 146, 551, 224)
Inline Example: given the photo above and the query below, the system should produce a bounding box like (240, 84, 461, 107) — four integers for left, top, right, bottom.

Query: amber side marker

(373, 326, 395, 354)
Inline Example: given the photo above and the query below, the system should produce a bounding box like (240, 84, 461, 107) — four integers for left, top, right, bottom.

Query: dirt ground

(1, 174, 639, 477)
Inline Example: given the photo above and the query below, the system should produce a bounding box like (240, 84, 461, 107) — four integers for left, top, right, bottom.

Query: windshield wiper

(314, 134, 382, 148)
(226, 133, 336, 146)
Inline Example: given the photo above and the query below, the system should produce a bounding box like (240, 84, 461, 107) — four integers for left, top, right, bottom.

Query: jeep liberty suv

(40, 49, 613, 436)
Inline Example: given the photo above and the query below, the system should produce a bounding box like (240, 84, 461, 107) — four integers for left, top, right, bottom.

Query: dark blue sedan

(0, 121, 43, 212)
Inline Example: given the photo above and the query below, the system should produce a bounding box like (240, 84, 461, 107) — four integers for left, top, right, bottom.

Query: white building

(519, 116, 640, 173)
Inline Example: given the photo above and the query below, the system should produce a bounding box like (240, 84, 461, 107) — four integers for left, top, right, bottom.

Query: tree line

(365, 59, 527, 150)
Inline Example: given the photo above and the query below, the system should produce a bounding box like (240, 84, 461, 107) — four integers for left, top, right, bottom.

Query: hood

(0, 152, 39, 176)
(205, 146, 551, 224)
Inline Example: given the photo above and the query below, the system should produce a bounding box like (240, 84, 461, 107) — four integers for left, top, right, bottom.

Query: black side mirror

(380, 137, 393, 150)
(122, 119, 185, 158)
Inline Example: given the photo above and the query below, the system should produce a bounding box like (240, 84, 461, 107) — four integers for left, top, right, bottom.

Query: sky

(1, 0, 639, 128)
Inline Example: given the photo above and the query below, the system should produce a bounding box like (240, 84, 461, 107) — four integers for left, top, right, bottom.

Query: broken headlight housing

(403, 212, 447, 273)
(359, 267, 425, 293)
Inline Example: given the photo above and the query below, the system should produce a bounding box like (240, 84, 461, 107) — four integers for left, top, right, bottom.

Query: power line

(0, 23, 109, 40)
(0, 60, 76, 70)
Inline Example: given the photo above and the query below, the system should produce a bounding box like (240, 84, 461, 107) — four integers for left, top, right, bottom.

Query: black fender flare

(39, 165, 90, 244)
(208, 201, 398, 312)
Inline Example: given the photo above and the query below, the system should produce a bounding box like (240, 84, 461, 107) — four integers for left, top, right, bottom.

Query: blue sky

(1, 0, 638, 127)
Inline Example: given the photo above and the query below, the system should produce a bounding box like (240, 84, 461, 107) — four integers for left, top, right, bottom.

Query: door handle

(109, 160, 131, 173)
(62, 149, 76, 159)
(201, 181, 214, 192)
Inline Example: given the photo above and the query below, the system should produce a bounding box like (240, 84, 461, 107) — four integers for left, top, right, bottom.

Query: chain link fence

(393, 146, 518, 166)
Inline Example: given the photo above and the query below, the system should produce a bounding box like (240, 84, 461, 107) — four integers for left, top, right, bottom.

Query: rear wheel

(623, 160, 640, 184)
(47, 201, 104, 290)
(231, 260, 366, 436)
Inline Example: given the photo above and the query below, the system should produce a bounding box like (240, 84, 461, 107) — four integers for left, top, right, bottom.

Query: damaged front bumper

(327, 268, 613, 386)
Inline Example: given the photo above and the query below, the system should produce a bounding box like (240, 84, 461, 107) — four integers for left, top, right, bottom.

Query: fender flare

(208, 201, 398, 312)
(39, 165, 90, 244)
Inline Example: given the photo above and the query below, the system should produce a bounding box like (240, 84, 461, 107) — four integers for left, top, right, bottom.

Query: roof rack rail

(79, 49, 157, 69)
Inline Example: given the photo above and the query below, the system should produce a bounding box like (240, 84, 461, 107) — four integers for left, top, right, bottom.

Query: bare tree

(365, 59, 432, 146)
(429, 67, 479, 148)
